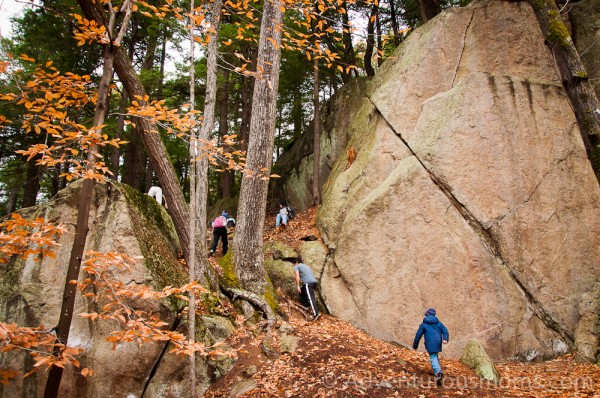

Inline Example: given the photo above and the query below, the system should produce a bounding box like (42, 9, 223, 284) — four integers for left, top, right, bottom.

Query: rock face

(314, 0, 600, 360)
(0, 181, 213, 397)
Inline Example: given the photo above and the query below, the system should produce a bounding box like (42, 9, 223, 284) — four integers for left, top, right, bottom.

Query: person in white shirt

(147, 185, 163, 205)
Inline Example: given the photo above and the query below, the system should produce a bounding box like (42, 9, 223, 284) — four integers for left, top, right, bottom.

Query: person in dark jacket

(412, 308, 449, 385)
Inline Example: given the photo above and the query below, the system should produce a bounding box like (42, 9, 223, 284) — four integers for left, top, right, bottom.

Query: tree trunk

(6, 188, 18, 214)
(158, 32, 167, 100)
(219, 68, 235, 198)
(50, 163, 60, 197)
(22, 158, 40, 208)
(121, 125, 145, 189)
(195, 0, 222, 283)
(376, 10, 383, 67)
(60, 161, 68, 190)
(312, 57, 321, 206)
(364, 3, 378, 77)
(144, 157, 154, 192)
(528, 0, 600, 171)
(187, 0, 198, 394)
(389, 0, 400, 47)
(240, 46, 257, 150)
(110, 93, 128, 180)
(418, 0, 441, 23)
(341, 1, 356, 83)
(233, 0, 284, 295)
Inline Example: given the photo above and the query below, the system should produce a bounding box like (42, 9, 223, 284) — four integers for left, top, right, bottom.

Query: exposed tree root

(222, 287, 277, 329)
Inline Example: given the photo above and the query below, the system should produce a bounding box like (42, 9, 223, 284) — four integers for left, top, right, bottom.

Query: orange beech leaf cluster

(0, 215, 86, 378)
(76, 251, 224, 357)
(1, 57, 127, 182)
(0, 213, 65, 264)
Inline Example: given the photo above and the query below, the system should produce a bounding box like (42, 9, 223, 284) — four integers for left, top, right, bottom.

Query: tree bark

(121, 125, 145, 190)
(219, 68, 235, 198)
(312, 57, 321, 205)
(22, 158, 40, 208)
(364, 3, 378, 77)
(376, 10, 383, 67)
(240, 45, 257, 150)
(50, 163, 60, 197)
(187, 0, 198, 394)
(110, 93, 128, 180)
(418, 0, 441, 23)
(233, 0, 284, 295)
(195, 0, 223, 283)
(528, 0, 600, 170)
(389, 0, 400, 47)
(7, 188, 18, 214)
(341, 1, 356, 83)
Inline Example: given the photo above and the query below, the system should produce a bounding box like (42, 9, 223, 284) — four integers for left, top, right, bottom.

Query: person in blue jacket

(412, 308, 449, 385)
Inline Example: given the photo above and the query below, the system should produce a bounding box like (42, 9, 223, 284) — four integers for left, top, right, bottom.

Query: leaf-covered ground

(206, 207, 600, 397)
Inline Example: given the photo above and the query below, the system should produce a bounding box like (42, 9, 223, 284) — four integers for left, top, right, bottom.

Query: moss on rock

(119, 182, 187, 311)
(217, 251, 240, 290)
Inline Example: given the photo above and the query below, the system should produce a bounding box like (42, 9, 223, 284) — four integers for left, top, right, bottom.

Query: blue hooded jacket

(412, 315, 449, 353)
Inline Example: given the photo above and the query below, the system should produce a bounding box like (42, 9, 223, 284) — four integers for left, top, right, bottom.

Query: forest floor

(205, 207, 600, 398)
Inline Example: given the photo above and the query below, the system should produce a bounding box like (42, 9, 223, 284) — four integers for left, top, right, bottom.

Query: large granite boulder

(317, 0, 600, 360)
(0, 180, 214, 397)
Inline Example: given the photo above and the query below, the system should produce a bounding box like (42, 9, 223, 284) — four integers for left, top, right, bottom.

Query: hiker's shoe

(435, 372, 443, 386)
(312, 313, 321, 321)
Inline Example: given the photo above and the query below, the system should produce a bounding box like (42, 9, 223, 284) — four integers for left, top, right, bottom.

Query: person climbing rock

(292, 257, 320, 321)
(412, 308, 449, 385)
(209, 210, 229, 256)
(276, 202, 288, 229)
(147, 185, 164, 206)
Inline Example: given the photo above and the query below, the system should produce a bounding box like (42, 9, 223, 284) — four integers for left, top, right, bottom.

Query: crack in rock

(140, 314, 182, 398)
(452, 9, 475, 87)
(365, 96, 574, 345)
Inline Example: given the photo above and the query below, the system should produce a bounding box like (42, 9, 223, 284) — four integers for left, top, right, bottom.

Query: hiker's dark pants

(299, 282, 319, 317)
(210, 227, 228, 254)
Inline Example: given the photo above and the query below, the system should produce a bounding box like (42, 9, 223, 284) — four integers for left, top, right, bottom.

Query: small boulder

(280, 335, 301, 354)
(264, 241, 298, 260)
(279, 321, 295, 334)
(460, 339, 501, 383)
(242, 365, 257, 378)
(265, 258, 296, 298)
(261, 335, 279, 359)
(208, 344, 237, 378)
(299, 240, 328, 277)
(203, 315, 235, 343)
(229, 379, 257, 397)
